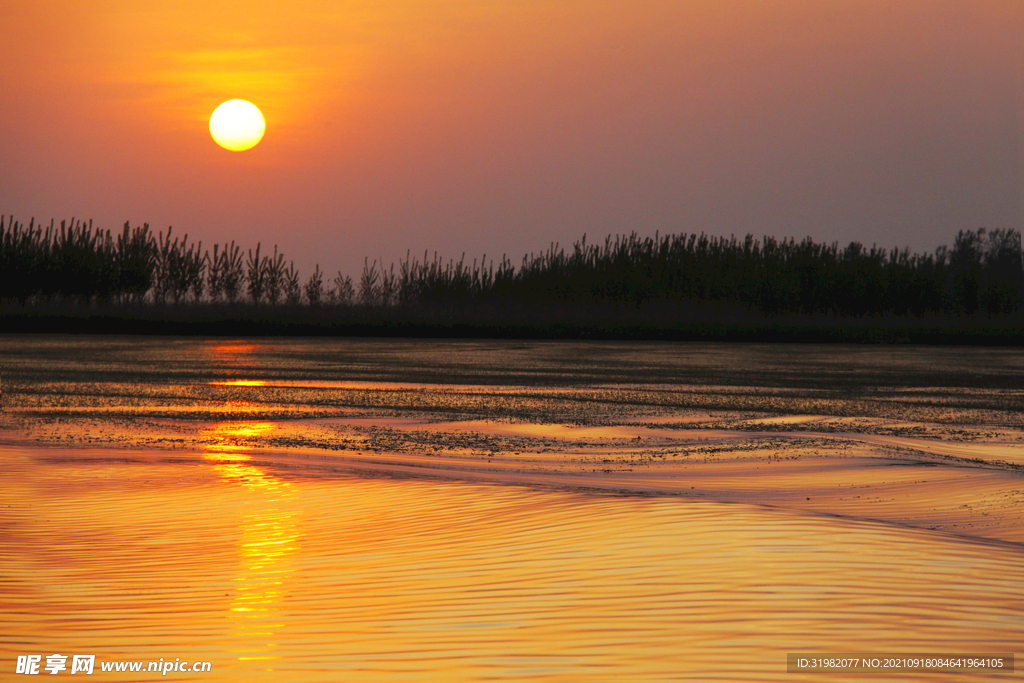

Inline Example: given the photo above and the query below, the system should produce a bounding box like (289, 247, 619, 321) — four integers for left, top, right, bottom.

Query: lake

(1, 336, 1021, 680)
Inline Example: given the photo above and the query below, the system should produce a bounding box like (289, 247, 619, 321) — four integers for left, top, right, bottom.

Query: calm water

(2, 336, 1022, 681)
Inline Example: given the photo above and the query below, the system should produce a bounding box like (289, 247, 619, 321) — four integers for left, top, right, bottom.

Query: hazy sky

(2, 0, 1022, 278)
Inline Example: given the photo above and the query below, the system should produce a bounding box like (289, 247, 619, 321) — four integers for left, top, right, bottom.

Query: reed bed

(2, 216, 1022, 324)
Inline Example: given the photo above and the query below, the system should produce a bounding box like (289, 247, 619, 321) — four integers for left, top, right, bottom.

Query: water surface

(2, 336, 1022, 680)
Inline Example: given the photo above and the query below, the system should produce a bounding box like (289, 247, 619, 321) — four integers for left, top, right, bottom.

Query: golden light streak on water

(203, 423, 300, 670)
(205, 342, 260, 355)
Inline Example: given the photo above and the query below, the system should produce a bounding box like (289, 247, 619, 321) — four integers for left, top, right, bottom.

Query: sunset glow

(5, 1, 1024, 673)
(1, 0, 1022, 282)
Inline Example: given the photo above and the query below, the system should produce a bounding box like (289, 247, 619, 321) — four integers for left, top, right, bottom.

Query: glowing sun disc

(209, 100, 265, 151)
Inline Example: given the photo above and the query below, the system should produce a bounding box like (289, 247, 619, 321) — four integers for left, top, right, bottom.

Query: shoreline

(4, 335, 1023, 547)
(4, 306, 1024, 344)
(5, 414, 1022, 547)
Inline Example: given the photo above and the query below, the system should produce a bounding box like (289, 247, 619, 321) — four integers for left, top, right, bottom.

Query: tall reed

(2, 214, 1022, 319)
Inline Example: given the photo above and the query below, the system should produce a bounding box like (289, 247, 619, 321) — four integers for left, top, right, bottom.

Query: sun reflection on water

(205, 342, 260, 355)
(202, 422, 301, 667)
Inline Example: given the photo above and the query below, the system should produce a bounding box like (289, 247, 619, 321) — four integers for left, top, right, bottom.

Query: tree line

(1, 215, 1022, 318)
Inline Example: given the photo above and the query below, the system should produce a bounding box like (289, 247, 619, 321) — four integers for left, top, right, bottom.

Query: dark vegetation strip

(2, 215, 1023, 340)
(6, 306, 1024, 343)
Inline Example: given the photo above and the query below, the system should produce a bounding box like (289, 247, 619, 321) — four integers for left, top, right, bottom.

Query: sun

(209, 100, 266, 151)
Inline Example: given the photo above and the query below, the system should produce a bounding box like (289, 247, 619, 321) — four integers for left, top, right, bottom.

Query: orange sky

(1, 1, 1022, 278)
